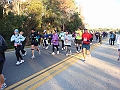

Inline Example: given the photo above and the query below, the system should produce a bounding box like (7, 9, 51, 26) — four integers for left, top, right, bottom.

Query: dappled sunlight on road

(37, 42, 120, 90)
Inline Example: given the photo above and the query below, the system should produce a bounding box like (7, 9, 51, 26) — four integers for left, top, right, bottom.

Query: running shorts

(31, 42, 39, 46)
(76, 39, 82, 44)
(82, 44, 90, 50)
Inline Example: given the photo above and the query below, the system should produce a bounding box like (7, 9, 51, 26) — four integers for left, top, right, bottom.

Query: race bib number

(83, 38, 87, 41)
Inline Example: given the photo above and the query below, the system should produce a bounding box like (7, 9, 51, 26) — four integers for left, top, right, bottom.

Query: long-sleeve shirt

(64, 34, 73, 46)
(59, 31, 65, 40)
(52, 33, 59, 45)
(11, 34, 25, 46)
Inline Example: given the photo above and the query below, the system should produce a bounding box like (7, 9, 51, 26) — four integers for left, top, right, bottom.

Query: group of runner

(0, 26, 92, 89)
(1, 27, 119, 89)
(10, 27, 92, 66)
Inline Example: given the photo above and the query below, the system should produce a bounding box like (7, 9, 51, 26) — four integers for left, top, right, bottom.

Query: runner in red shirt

(82, 28, 92, 61)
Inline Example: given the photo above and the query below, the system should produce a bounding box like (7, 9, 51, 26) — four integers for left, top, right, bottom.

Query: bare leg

(86, 50, 90, 55)
(82, 48, 86, 60)
(0, 74, 4, 86)
(31, 45, 35, 56)
(35, 46, 40, 55)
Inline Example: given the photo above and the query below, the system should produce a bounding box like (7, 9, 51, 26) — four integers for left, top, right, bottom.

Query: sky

(75, 0, 120, 29)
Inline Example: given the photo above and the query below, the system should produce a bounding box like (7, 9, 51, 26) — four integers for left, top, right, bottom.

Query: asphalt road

(36, 41, 120, 90)
(3, 41, 81, 86)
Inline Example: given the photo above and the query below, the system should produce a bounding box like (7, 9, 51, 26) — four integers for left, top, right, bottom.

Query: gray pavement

(3, 41, 85, 86)
(36, 41, 120, 90)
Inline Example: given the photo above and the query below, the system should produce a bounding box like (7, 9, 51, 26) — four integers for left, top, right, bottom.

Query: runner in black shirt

(30, 28, 41, 59)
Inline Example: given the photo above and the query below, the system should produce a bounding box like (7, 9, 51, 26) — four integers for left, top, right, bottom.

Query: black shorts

(31, 42, 39, 46)
(0, 60, 4, 74)
(76, 39, 82, 44)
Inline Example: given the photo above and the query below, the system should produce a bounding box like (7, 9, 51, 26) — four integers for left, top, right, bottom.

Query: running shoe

(57, 51, 59, 54)
(52, 52, 55, 55)
(0, 83, 7, 89)
(66, 53, 69, 56)
(20, 60, 24, 64)
(46, 46, 48, 49)
(76, 51, 79, 53)
(31, 55, 35, 59)
(16, 61, 20, 65)
(79, 50, 82, 53)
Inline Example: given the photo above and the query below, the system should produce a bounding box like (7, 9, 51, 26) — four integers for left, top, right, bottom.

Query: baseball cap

(14, 29, 19, 32)
(31, 28, 35, 31)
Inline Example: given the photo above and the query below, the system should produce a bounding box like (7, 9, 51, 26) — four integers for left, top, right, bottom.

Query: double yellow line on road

(5, 54, 81, 90)
(5, 40, 104, 90)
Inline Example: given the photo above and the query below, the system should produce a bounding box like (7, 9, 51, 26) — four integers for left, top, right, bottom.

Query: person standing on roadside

(110, 31, 115, 45)
(11, 29, 25, 65)
(20, 31, 27, 56)
(82, 28, 92, 61)
(30, 28, 41, 59)
(0, 35, 7, 89)
(75, 27, 83, 53)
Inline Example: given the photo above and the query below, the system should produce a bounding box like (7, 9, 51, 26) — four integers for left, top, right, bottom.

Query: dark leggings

(15, 45, 23, 61)
(61, 40, 64, 48)
(52, 45, 59, 52)
(21, 42, 26, 54)
(110, 38, 114, 45)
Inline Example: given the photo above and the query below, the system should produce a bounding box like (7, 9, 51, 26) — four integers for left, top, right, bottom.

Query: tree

(24, 1, 44, 28)
(66, 13, 83, 33)
(42, 0, 63, 31)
